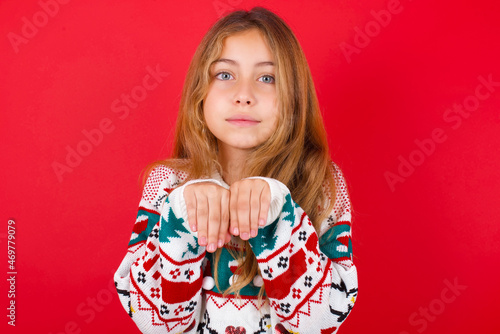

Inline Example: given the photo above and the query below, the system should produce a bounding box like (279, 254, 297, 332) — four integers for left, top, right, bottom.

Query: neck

(217, 144, 250, 186)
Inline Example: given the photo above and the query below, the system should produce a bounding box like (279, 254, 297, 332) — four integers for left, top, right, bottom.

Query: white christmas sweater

(114, 161, 358, 333)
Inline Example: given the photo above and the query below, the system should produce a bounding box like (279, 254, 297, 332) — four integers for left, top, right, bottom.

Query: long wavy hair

(141, 6, 337, 299)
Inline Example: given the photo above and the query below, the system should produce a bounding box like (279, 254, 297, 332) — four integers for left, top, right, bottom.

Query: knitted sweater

(114, 161, 358, 333)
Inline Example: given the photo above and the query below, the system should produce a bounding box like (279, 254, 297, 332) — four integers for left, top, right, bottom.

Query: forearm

(247, 177, 358, 332)
(115, 181, 220, 333)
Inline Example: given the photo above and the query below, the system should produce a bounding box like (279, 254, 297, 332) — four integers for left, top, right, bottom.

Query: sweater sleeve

(246, 162, 358, 333)
(114, 166, 224, 333)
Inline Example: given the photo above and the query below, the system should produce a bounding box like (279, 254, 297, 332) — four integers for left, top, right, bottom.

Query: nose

(236, 97, 252, 105)
(234, 80, 254, 106)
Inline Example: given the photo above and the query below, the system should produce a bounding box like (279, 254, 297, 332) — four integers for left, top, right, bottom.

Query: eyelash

(214, 71, 275, 84)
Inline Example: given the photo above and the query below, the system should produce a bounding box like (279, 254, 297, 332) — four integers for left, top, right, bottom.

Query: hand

(184, 182, 231, 253)
(229, 179, 271, 241)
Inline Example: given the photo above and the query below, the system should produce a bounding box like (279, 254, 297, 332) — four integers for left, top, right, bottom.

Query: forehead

(215, 29, 274, 64)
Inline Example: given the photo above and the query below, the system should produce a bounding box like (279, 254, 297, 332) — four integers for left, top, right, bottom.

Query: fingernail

(250, 230, 257, 238)
(218, 239, 224, 248)
(191, 225, 197, 232)
(233, 227, 239, 235)
(199, 236, 206, 245)
(259, 219, 265, 226)
(241, 232, 249, 240)
(207, 243, 216, 252)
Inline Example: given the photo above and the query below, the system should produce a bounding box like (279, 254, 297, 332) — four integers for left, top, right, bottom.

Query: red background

(1, 0, 499, 333)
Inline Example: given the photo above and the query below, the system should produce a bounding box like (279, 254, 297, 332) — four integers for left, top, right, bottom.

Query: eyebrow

(212, 58, 275, 67)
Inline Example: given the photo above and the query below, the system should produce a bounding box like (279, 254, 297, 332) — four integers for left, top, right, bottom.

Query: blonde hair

(142, 6, 336, 299)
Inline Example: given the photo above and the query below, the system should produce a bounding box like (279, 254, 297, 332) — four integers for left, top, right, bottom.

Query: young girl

(114, 7, 357, 333)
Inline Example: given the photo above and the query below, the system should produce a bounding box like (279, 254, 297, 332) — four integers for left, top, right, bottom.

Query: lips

(226, 115, 259, 122)
(226, 115, 260, 127)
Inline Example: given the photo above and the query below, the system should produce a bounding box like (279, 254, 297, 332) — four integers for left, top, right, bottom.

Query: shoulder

(331, 161, 350, 204)
(140, 163, 190, 211)
(319, 161, 352, 235)
(331, 161, 351, 220)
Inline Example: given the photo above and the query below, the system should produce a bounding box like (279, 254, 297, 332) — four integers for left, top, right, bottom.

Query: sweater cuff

(243, 176, 290, 226)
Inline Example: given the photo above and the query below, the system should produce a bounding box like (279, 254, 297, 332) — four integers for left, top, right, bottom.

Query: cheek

(261, 114, 279, 140)
(268, 106, 280, 131)
(203, 92, 219, 123)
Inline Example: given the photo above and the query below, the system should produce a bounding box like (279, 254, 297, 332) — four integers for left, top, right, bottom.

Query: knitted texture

(114, 162, 357, 333)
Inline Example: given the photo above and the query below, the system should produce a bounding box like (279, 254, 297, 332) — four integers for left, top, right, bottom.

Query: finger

(249, 184, 262, 238)
(259, 182, 271, 227)
(206, 186, 221, 253)
(218, 190, 230, 249)
(195, 190, 208, 247)
(184, 185, 197, 232)
(224, 231, 232, 244)
(229, 185, 239, 236)
(237, 183, 251, 240)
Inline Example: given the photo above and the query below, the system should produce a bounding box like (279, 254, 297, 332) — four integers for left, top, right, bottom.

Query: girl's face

(203, 28, 279, 157)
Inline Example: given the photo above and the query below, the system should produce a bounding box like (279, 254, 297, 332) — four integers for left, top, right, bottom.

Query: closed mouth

(226, 117, 261, 127)
(226, 115, 259, 122)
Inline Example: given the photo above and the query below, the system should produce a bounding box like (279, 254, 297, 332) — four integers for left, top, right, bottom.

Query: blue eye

(215, 72, 275, 84)
(260, 75, 275, 84)
(215, 72, 233, 80)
